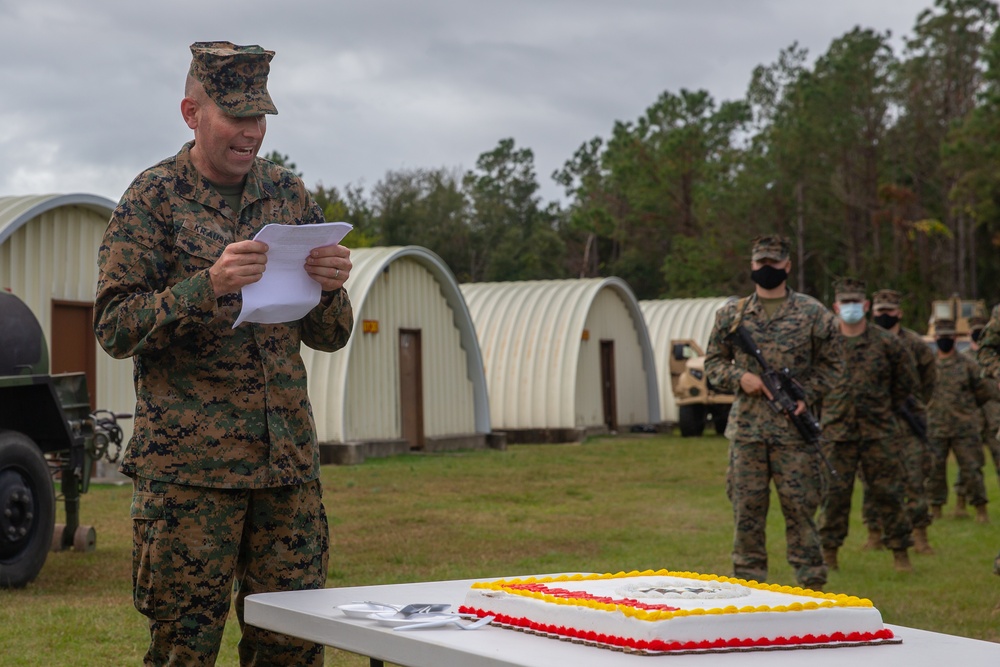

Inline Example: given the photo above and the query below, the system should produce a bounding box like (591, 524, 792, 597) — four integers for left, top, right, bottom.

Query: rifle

(896, 395, 928, 443)
(727, 324, 837, 478)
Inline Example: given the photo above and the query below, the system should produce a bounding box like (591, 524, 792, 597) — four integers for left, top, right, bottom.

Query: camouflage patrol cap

(934, 318, 957, 336)
(969, 315, 989, 332)
(872, 289, 902, 310)
(751, 235, 790, 262)
(188, 41, 278, 117)
(834, 277, 866, 302)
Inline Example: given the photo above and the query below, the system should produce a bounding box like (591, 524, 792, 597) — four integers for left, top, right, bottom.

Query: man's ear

(832, 302, 841, 315)
(863, 300, 871, 313)
(180, 97, 199, 130)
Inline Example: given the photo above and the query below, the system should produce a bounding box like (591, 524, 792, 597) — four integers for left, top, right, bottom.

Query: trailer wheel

(678, 404, 706, 437)
(0, 430, 55, 588)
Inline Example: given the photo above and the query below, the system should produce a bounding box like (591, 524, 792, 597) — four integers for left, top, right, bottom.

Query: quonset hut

(460, 278, 660, 443)
(304, 246, 493, 464)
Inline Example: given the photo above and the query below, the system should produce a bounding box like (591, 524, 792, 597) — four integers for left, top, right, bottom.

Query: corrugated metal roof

(0, 193, 116, 246)
(461, 278, 660, 430)
(639, 296, 736, 422)
(303, 245, 490, 441)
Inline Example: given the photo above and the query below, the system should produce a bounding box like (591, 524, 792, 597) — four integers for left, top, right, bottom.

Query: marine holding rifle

(816, 278, 918, 574)
(705, 235, 844, 590)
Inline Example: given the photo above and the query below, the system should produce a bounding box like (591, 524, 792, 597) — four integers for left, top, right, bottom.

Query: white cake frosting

(459, 570, 897, 654)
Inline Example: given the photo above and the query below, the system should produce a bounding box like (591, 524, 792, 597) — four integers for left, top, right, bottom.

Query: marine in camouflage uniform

(94, 42, 353, 666)
(962, 316, 1000, 503)
(861, 289, 937, 554)
(977, 307, 1000, 590)
(817, 279, 917, 573)
(927, 319, 997, 524)
(705, 235, 843, 589)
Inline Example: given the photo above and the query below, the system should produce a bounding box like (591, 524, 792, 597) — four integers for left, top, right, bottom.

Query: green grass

(1, 433, 998, 665)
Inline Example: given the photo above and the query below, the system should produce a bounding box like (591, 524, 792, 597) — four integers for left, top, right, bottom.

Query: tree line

(275, 0, 1000, 332)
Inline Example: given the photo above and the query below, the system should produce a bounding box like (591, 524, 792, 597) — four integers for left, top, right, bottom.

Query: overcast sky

(1, 0, 937, 206)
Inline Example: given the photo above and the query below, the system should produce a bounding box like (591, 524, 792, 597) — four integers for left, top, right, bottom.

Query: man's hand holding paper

(232, 221, 353, 327)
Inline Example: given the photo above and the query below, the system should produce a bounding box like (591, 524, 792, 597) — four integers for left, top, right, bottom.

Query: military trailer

(0, 291, 127, 588)
(669, 339, 733, 437)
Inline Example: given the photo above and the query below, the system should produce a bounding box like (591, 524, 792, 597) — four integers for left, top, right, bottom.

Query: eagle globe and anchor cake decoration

(459, 569, 900, 655)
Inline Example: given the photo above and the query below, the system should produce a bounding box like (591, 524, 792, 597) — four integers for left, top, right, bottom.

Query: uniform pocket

(131, 489, 179, 621)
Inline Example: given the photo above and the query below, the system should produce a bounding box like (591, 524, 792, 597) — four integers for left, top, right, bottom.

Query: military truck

(0, 290, 128, 588)
(669, 339, 733, 437)
(925, 294, 988, 339)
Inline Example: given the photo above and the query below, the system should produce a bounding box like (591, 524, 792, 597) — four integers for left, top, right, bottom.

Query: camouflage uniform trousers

(131, 477, 329, 666)
(955, 402, 1000, 500)
(726, 437, 827, 588)
(928, 435, 988, 508)
(819, 439, 912, 551)
(861, 432, 932, 531)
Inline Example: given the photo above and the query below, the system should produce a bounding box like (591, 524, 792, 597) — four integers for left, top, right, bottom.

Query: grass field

(1, 433, 998, 665)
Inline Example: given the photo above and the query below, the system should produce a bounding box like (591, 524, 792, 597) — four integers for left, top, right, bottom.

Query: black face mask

(873, 313, 900, 330)
(937, 337, 955, 353)
(750, 265, 788, 290)
(972, 328, 983, 343)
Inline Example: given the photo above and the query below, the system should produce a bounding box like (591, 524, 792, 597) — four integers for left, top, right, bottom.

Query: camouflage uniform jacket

(899, 327, 936, 408)
(977, 304, 1000, 380)
(820, 325, 917, 441)
(705, 289, 843, 444)
(94, 142, 353, 489)
(928, 352, 998, 439)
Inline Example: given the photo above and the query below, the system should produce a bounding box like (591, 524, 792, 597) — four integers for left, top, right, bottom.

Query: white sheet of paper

(233, 221, 353, 327)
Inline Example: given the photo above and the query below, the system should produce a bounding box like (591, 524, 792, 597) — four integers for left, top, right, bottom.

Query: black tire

(678, 404, 706, 437)
(710, 404, 731, 435)
(0, 430, 55, 588)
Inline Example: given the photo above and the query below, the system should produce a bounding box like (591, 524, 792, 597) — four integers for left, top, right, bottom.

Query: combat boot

(861, 526, 884, 551)
(822, 547, 839, 571)
(912, 527, 935, 555)
(893, 549, 913, 572)
(930, 504, 942, 520)
(953, 495, 968, 518)
(975, 504, 989, 524)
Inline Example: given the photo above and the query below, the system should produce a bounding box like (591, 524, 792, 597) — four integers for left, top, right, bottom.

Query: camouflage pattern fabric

(817, 325, 915, 551)
(862, 327, 937, 531)
(819, 438, 911, 551)
(927, 353, 998, 508)
(94, 141, 353, 489)
(963, 346, 1000, 489)
(819, 325, 917, 441)
(188, 41, 278, 117)
(976, 304, 1000, 380)
(132, 477, 328, 666)
(706, 289, 843, 587)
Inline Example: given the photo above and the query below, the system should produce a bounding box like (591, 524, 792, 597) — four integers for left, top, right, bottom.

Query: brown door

(600, 340, 617, 432)
(399, 329, 425, 449)
(51, 300, 97, 410)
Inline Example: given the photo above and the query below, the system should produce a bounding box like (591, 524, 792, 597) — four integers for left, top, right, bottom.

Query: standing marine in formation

(816, 278, 917, 573)
(927, 319, 996, 523)
(705, 234, 843, 590)
(862, 289, 937, 554)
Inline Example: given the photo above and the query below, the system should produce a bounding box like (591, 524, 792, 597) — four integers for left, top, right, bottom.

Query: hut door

(600, 340, 617, 432)
(51, 300, 96, 410)
(399, 329, 425, 449)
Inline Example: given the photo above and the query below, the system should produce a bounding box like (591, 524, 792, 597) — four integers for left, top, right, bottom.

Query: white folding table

(245, 577, 1000, 667)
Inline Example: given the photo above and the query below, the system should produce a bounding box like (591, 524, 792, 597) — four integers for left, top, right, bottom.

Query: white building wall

(576, 288, 650, 427)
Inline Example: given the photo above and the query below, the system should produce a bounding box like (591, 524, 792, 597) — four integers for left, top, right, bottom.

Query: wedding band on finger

(335, 268, 340, 279)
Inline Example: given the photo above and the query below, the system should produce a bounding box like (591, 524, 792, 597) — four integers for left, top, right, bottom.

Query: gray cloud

(0, 0, 934, 203)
